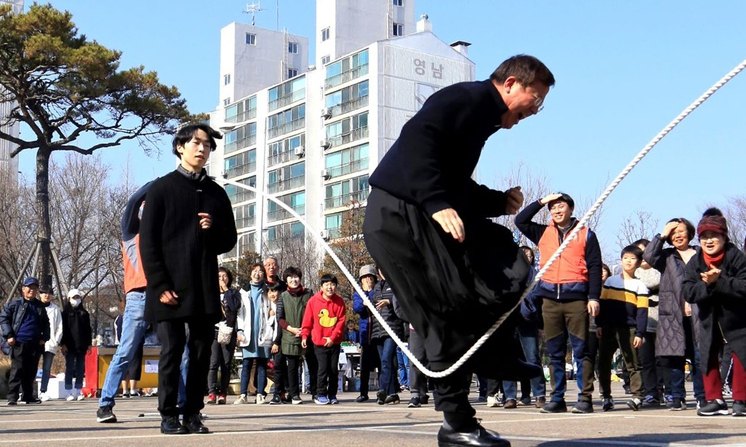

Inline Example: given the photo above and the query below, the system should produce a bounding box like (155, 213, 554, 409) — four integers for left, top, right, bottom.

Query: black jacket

(369, 279, 406, 340)
(0, 297, 50, 345)
(140, 170, 237, 323)
(61, 302, 92, 353)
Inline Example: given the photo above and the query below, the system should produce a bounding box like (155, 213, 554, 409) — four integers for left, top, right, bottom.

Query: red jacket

(301, 291, 346, 346)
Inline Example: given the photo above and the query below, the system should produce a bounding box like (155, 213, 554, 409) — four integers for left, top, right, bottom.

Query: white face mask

(69, 298, 81, 307)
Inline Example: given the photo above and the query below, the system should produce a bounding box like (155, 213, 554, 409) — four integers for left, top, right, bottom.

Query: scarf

(703, 250, 725, 269)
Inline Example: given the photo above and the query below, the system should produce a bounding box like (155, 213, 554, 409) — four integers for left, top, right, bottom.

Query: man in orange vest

(515, 192, 602, 414)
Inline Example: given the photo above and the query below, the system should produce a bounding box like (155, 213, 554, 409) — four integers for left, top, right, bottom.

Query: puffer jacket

(369, 279, 406, 340)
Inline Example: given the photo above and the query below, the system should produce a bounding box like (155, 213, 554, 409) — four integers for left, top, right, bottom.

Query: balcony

(269, 89, 306, 111)
(225, 162, 256, 179)
(267, 150, 294, 167)
(325, 64, 369, 90)
(326, 158, 368, 179)
(235, 216, 256, 229)
(324, 190, 368, 209)
(227, 189, 256, 203)
(267, 176, 305, 194)
(225, 109, 257, 124)
(267, 207, 304, 223)
(330, 96, 369, 116)
(327, 126, 368, 149)
(224, 135, 256, 155)
(268, 118, 305, 139)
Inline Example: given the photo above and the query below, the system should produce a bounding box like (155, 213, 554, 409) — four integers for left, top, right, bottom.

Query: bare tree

(615, 210, 660, 252)
(0, 173, 36, 299)
(719, 196, 746, 249)
(492, 162, 551, 248)
(262, 223, 321, 288)
(322, 203, 373, 299)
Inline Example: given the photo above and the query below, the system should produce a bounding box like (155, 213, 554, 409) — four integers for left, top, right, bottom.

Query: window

(393, 23, 403, 36)
(287, 68, 298, 78)
(321, 27, 330, 41)
(223, 74, 231, 85)
(288, 41, 299, 54)
(223, 97, 231, 106)
(393, 0, 403, 5)
(245, 33, 256, 45)
(321, 55, 330, 65)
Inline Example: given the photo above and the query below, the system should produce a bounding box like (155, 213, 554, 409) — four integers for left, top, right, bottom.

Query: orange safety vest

(537, 223, 589, 285)
(122, 234, 147, 293)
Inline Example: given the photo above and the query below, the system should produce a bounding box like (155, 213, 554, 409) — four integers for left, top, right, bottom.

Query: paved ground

(1, 381, 744, 446)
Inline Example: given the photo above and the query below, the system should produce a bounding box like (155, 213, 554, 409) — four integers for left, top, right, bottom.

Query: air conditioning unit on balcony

(294, 145, 305, 157)
(321, 107, 332, 119)
(220, 171, 227, 179)
(321, 169, 331, 180)
(320, 139, 332, 149)
(320, 229, 330, 241)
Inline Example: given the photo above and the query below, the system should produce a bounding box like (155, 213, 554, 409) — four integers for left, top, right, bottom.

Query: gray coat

(644, 235, 691, 357)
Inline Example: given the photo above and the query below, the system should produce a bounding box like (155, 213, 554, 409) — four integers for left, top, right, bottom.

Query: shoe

(329, 396, 339, 405)
(664, 394, 674, 408)
(696, 398, 706, 410)
(233, 394, 248, 405)
(697, 399, 729, 416)
(206, 393, 217, 405)
(669, 398, 685, 411)
(385, 394, 400, 405)
(519, 397, 532, 406)
(376, 390, 386, 405)
(96, 406, 117, 423)
(732, 400, 745, 417)
(437, 422, 511, 447)
(314, 395, 329, 405)
(541, 400, 567, 413)
(623, 384, 632, 395)
(355, 394, 369, 403)
(131, 390, 141, 398)
(641, 395, 660, 408)
(66, 393, 75, 402)
(602, 397, 615, 412)
(572, 400, 593, 414)
(503, 399, 517, 409)
(476, 395, 488, 403)
(282, 393, 292, 404)
(24, 398, 42, 404)
(123, 391, 130, 399)
(7, 400, 17, 406)
(535, 396, 546, 409)
(160, 416, 188, 435)
(420, 395, 430, 405)
(269, 395, 282, 405)
(408, 396, 422, 408)
(184, 414, 209, 434)
(486, 395, 499, 408)
(291, 395, 303, 405)
(627, 397, 642, 411)
(217, 394, 226, 405)
(256, 394, 266, 405)
(76, 394, 85, 401)
(39, 392, 51, 402)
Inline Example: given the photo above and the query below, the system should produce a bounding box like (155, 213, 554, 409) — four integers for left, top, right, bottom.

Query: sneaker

(291, 395, 303, 405)
(256, 394, 266, 405)
(664, 394, 674, 408)
(24, 398, 42, 404)
(641, 395, 660, 408)
(233, 394, 248, 405)
(217, 394, 226, 405)
(130, 390, 141, 398)
(486, 395, 499, 408)
(355, 394, 369, 403)
(669, 397, 685, 411)
(572, 400, 593, 414)
(206, 393, 217, 405)
(39, 393, 51, 402)
(697, 399, 728, 416)
(123, 391, 130, 398)
(269, 395, 282, 405)
(376, 390, 386, 405)
(66, 393, 75, 402)
(535, 396, 546, 408)
(329, 396, 339, 405)
(732, 400, 745, 417)
(519, 396, 532, 406)
(314, 395, 330, 405)
(408, 396, 422, 408)
(627, 397, 642, 411)
(503, 399, 517, 409)
(96, 406, 117, 423)
(602, 397, 615, 412)
(6, 400, 17, 406)
(384, 394, 400, 405)
(76, 393, 85, 401)
(541, 400, 567, 413)
(282, 394, 292, 404)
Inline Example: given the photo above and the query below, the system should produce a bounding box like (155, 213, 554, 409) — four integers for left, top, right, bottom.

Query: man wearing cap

(61, 288, 92, 401)
(515, 192, 602, 414)
(352, 264, 380, 403)
(38, 285, 63, 402)
(0, 277, 50, 405)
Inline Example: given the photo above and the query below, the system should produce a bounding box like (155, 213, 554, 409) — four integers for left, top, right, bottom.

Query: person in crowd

(61, 288, 92, 401)
(207, 267, 241, 405)
(363, 54, 554, 447)
(265, 283, 285, 404)
(276, 266, 314, 405)
(345, 321, 360, 344)
(644, 217, 697, 411)
(264, 256, 286, 292)
(352, 264, 380, 403)
(1, 277, 49, 405)
(683, 208, 746, 417)
(370, 269, 406, 405)
(38, 285, 63, 402)
(301, 274, 346, 405)
(515, 192, 602, 414)
(596, 245, 649, 411)
(139, 123, 237, 434)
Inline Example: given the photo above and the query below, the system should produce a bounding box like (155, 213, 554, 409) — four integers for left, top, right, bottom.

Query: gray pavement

(1, 380, 744, 446)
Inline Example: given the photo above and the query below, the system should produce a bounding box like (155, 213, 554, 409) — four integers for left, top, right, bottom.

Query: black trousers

(408, 328, 428, 397)
(304, 345, 318, 396)
(314, 345, 340, 397)
(207, 336, 236, 395)
(640, 330, 663, 398)
(284, 354, 303, 398)
(272, 351, 286, 395)
(359, 342, 380, 396)
(7, 341, 42, 402)
(157, 318, 213, 417)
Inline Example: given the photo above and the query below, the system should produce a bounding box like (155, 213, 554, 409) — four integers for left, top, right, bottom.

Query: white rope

(218, 58, 746, 378)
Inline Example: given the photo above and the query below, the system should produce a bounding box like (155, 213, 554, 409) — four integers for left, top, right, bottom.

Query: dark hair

(547, 192, 574, 210)
(266, 282, 282, 293)
(601, 263, 612, 278)
(519, 245, 535, 264)
(490, 54, 555, 88)
(249, 262, 266, 277)
(320, 274, 338, 286)
(218, 266, 234, 286)
(172, 123, 222, 158)
(621, 245, 643, 263)
(632, 238, 650, 248)
(283, 266, 302, 281)
(665, 217, 695, 244)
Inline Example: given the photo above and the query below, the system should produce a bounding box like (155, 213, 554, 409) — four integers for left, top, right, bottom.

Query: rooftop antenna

(243, 1, 263, 26)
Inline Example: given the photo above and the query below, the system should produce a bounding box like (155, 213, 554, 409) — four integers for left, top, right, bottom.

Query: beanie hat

(546, 192, 574, 210)
(697, 207, 728, 239)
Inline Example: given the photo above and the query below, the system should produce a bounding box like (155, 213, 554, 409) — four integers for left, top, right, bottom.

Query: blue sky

(21, 1, 746, 258)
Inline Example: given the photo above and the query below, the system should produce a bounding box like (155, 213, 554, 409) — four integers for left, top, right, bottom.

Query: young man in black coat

(363, 54, 554, 447)
(139, 123, 237, 434)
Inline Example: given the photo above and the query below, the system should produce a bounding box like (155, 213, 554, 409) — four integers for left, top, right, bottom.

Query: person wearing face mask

(61, 289, 92, 401)
(683, 208, 746, 417)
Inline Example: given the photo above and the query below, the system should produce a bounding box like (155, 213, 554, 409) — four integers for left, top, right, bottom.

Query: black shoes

(96, 406, 117, 423)
(540, 399, 568, 413)
(408, 396, 422, 408)
(183, 414, 210, 434)
(355, 394, 369, 403)
(160, 416, 188, 435)
(384, 394, 400, 405)
(376, 390, 386, 405)
(437, 423, 511, 447)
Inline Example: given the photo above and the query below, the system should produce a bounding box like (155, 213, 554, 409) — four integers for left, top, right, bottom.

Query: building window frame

(246, 32, 256, 45)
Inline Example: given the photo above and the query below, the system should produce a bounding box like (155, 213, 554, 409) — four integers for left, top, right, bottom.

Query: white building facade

(209, 1, 475, 260)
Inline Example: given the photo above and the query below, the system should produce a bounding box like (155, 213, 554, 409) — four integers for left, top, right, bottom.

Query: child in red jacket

(301, 274, 346, 405)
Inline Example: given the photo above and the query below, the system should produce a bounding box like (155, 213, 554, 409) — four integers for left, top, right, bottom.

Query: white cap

(67, 288, 82, 299)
